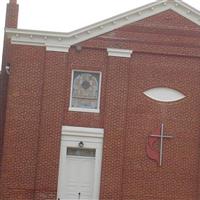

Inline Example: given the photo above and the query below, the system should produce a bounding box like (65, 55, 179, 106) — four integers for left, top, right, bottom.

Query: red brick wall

(0, 0, 18, 182)
(4, 0, 18, 29)
(34, 51, 68, 200)
(122, 53, 200, 200)
(0, 74, 3, 164)
(0, 45, 45, 200)
(0, 72, 8, 169)
(63, 47, 107, 128)
(1, 9, 200, 200)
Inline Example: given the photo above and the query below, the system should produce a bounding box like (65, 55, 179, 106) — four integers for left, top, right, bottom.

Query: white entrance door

(61, 147, 95, 199)
(57, 126, 104, 200)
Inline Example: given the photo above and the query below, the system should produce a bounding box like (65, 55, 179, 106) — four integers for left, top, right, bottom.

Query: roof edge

(6, 0, 200, 51)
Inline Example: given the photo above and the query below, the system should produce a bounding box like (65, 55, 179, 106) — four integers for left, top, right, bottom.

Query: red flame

(146, 128, 160, 164)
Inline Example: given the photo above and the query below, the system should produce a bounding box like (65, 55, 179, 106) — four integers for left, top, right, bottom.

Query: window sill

(68, 107, 100, 113)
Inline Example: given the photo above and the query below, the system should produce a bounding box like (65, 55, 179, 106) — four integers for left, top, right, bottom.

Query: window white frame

(69, 69, 102, 113)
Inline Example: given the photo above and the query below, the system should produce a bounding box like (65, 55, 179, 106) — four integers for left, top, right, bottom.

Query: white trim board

(6, 0, 200, 52)
(57, 126, 104, 200)
(61, 126, 104, 138)
(107, 48, 133, 58)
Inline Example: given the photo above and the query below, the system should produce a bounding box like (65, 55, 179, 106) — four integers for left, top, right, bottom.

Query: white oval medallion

(143, 87, 185, 102)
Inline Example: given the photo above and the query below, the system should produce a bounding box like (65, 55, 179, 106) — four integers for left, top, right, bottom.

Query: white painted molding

(68, 107, 100, 113)
(143, 87, 186, 102)
(58, 125, 104, 199)
(6, 0, 200, 51)
(46, 43, 70, 52)
(62, 126, 104, 138)
(107, 48, 133, 58)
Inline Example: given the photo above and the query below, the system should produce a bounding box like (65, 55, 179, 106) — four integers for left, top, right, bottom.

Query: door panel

(59, 146, 95, 199)
(57, 128, 104, 200)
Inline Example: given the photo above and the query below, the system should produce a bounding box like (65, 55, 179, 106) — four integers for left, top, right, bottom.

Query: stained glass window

(70, 70, 101, 112)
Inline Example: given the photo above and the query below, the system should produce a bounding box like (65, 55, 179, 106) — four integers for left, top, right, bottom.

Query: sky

(1, 0, 200, 66)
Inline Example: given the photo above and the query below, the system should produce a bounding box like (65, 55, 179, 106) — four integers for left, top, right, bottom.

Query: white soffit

(6, 0, 200, 52)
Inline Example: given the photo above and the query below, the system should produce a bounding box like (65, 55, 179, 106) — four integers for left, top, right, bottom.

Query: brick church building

(1, 0, 200, 199)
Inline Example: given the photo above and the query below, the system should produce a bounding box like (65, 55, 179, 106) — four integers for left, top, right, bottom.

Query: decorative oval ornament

(143, 87, 186, 102)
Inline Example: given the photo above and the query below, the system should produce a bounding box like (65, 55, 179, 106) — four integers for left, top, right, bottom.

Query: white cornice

(5, 0, 200, 52)
(107, 48, 133, 58)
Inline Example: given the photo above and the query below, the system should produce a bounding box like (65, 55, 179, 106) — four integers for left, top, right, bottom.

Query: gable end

(6, 0, 200, 52)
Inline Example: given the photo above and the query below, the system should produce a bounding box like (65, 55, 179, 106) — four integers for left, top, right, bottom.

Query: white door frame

(57, 126, 104, 200)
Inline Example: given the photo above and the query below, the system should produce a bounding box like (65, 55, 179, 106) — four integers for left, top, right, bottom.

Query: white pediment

(6, 0, 200, 52)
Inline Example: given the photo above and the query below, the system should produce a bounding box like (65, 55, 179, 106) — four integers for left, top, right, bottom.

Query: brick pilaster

(33, 51, 68, 200)
(100, 55, 130, 200)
